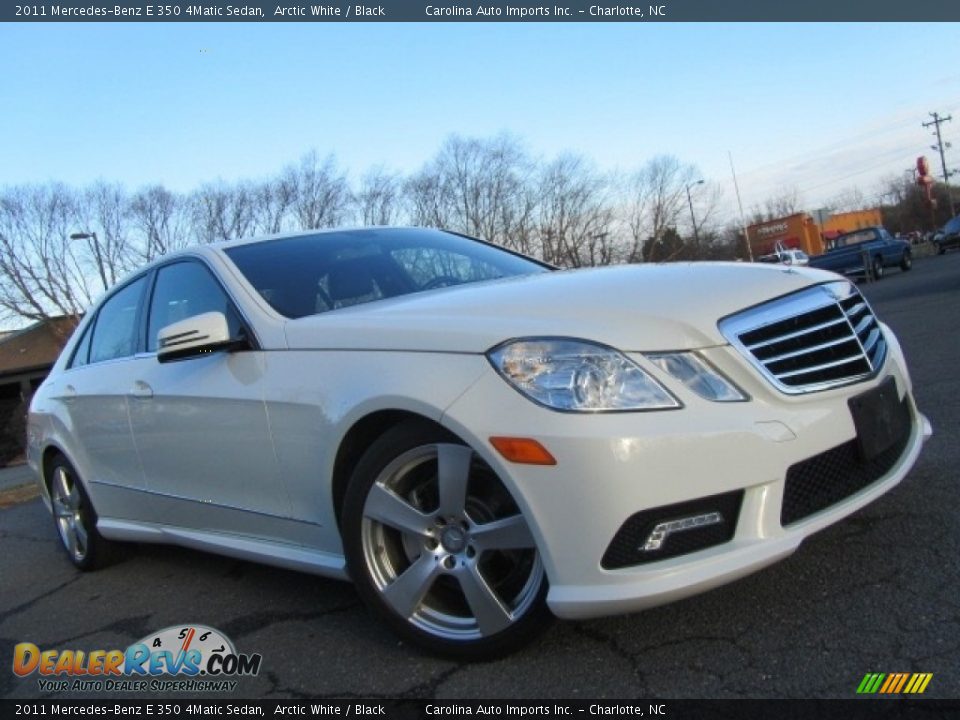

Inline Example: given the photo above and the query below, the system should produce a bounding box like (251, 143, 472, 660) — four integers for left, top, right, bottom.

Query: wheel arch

(331, 409, 453, 529)
(41, 443, 69, 493)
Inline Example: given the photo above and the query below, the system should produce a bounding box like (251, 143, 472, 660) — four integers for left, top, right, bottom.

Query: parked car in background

(757, 248, 809, 266)
(934, 215, 960, 254)
(27, 227, 930, 658)
(808, 226, 911, 279)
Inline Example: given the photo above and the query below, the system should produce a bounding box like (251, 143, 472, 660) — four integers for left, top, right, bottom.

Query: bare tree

(287, 151, 350, 230)
(829, 186, 873, 213)
(78, 181, 138, 290)
(750, 186, 804, 223)
(129, 185, 193, 262)
(625, 155, 699, 262)
(404, 169, 447, 229)
(0, 184, 94, 324)
(406, 134, 535, 251)
(355, 167, 403, 226)
(190, 181, 258, 243)
(250, 176, 297, 236)
(536, 154, 617, 267)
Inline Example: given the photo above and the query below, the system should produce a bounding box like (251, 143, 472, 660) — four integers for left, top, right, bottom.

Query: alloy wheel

(50, 465, 88, 563)
(359, 443, 543, 642)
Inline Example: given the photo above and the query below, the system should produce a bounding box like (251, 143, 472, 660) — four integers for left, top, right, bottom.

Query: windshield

(223, 228, 549, 319)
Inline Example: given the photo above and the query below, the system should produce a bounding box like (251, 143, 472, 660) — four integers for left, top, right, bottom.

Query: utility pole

(685, 180, 704, 250)
(923, 112, 955, 217)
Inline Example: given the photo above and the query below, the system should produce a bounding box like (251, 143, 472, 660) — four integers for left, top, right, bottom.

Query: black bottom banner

(2, 700, 960, 720)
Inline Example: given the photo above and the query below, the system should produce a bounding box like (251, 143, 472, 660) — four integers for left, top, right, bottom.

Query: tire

(47, 455, 118, 570)
(938, 243, 946, 255)
(900, 252, 912, 271)
(872, 257, 884, 280)
(342, 420, 551, 659)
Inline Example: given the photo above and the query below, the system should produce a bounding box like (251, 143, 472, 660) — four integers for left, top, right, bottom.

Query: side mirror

(157, 311, 240, 363)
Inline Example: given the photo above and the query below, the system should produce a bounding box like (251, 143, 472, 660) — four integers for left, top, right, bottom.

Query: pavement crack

(0, 574, 82, 625)
(571, 623, 647, 690)
(397, 664, 463, 699)
(218, 602, 362, 641)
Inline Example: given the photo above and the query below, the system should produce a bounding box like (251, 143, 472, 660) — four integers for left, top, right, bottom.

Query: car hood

(283, 262, 841, 353)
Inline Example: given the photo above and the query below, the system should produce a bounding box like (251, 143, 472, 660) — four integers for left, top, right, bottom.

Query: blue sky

(2, 22, 958, 221)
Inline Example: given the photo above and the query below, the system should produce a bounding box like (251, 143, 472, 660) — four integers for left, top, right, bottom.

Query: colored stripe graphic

(857, 672, 932, 694)
(857, 673, 885, 693)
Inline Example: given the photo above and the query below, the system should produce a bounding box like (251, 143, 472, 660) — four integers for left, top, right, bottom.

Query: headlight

(645, 352, 746, 402)
(487, 339, 680, 412)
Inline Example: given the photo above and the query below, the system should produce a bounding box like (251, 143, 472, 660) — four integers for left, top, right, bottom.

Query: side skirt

(97, 518, 350, 581)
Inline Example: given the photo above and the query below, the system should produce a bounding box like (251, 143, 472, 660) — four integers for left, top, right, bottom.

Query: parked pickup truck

(808, 226, 912, 279)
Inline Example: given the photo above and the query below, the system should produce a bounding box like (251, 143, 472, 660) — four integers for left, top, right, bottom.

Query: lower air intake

(601, 490, 744, 570)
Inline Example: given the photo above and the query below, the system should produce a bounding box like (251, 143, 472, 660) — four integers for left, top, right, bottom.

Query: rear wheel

(342, 421, 550, 659)
(900, 251, 912, 271)
(48, 456, 117, 570)
(872, 256, 884, 280)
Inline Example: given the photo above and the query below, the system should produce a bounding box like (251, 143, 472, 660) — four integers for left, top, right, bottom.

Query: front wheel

(900, 252, 912, 271)
(342, 421, 551, 659)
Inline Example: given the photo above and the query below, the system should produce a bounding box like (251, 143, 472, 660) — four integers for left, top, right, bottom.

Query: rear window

(834, 229, 878, 248)
(223, 229, 548, 319)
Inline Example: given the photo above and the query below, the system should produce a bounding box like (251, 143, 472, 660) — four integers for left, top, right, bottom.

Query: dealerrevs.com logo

(13, 624, 262, 693)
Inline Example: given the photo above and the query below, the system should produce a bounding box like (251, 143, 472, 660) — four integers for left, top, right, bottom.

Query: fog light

(642, 512, 724, 552)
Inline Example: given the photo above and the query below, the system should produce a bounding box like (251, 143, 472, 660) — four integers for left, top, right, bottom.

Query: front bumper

(440, 331, 930, 620)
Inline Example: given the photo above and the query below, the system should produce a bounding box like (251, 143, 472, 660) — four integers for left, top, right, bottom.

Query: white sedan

(28, 227, 931, 658)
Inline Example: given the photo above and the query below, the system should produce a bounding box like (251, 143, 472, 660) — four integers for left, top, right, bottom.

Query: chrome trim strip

(862, 328, 880, 355)
(763, 335, 858, 365)
(719, 281, 887, 395)
(845, 302, 867, 318)
(90, 477, 322, 527)
(774, 354, 867, 380)
(744, 316, 846, 351)
(853, 315, 873, 336)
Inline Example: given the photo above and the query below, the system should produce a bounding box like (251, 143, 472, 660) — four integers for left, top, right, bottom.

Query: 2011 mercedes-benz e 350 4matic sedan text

(28, 227, 931, 658)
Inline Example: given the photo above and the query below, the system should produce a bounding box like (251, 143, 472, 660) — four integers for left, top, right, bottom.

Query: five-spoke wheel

(48, 456, 114, 570)
(343, 422, 550, 657)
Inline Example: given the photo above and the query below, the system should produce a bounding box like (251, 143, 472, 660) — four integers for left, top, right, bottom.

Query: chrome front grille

(719, 281, 887, 394)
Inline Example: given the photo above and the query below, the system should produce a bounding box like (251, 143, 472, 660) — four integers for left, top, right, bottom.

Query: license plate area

(848, 376, 908, 461)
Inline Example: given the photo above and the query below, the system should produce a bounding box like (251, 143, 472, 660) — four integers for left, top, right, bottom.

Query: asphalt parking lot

(1, 253, 958, 700)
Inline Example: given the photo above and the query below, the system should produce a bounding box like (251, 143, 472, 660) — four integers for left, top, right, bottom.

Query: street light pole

(70, 231, 108, 291)
(685, 180, 705, 249)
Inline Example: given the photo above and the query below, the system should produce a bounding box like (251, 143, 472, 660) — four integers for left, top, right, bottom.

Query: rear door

(53, 275, 151, 519)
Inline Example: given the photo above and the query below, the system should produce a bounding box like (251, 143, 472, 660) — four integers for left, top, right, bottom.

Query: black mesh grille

(781, 396, 912, 526)
(601, 491, 744, 570)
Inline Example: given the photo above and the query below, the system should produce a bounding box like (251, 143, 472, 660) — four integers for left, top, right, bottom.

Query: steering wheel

(420, 275, 462, 291)
(315, 285, 334, 312)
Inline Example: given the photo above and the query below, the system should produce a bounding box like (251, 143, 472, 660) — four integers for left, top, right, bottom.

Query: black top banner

(5, 0, 960, 22)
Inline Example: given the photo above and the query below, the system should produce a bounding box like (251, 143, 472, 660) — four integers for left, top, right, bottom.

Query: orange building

(747, 213, 825, 258)
(821, 209, 883, 248)
(748, 208, 884, 257)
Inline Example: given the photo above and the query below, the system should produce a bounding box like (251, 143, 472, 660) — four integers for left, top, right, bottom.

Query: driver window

(147, 261, 242, 352)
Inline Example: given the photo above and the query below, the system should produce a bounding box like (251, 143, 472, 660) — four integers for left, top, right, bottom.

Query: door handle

(130, 381, 154, 399)
(62, 385, 77, 402)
